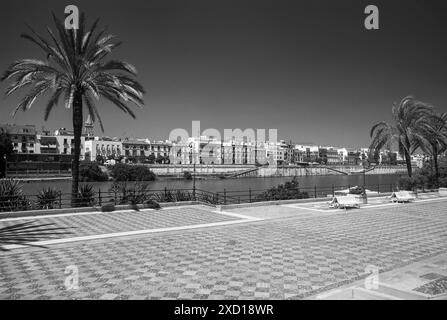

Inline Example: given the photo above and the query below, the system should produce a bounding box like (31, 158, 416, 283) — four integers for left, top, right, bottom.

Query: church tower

(84, 114, 94, 138)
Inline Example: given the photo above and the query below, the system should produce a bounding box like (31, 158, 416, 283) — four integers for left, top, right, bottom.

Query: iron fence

(0, 181, 428, 213)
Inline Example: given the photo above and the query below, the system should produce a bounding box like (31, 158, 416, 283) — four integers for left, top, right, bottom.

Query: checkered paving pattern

(0, 206, 239, 243)
(383, 199, 447, 222)
(1, 200, 447, 299)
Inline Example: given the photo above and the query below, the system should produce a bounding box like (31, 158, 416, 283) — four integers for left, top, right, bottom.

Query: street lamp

(363, 159, 368, 204)
(3, 154, 7, 179)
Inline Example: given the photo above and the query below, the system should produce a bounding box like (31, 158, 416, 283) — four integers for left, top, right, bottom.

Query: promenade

(1, 195, 447, 299)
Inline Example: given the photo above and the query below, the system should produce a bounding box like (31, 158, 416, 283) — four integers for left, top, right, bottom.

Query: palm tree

(369, 96, 433, 177)
(418, 113, 447, 186)
(1, 13, 145, 206)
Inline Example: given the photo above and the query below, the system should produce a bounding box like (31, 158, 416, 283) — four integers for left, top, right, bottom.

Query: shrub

(398, 159, 447, 190)
(183, 171, 192, 180)
(0, 179, 30, 212)
(175, 190, 194, 201)
(439, 177, 447, 188)
(110, 164, 157, 181)
(256, 177, 309, 201)
(79, 162, 108, 182)
(109, 181, 149, 205)
(398, 173, 432, 190)
(36, 187, 60, 209)
(198, 192, 218, 204)
(151, 189, 175, 203)
(76, 184, 96, 207)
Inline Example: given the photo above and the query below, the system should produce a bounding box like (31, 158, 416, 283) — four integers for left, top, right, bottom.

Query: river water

(19, 174, 402, 196)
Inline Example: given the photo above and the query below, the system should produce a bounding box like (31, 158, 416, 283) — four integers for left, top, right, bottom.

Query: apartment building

(0, 124, 37, 154)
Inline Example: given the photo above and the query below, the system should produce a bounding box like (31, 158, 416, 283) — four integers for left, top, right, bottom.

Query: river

(19, 174, 403, 196)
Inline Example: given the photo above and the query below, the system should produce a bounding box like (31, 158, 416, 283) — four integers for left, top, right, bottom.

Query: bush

(0, 179, 30, 212)
(76, 184, 96, 207)
(256, 177, 309, 201)
(109, 181, 149, 205)
(399, 159, 447, 190)
(183, 171, 192, 180)
(151, 189, 175, 203)
(36, 187, 60, 209)
(174, 190, 194, 201)
(439, 177, 447, 188)
(110, 164, 156, 181)
(398, 172, 433, 190)
(80, 162, 108, 182)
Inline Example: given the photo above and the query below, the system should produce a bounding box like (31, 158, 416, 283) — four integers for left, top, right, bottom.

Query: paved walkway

(0, 198, 447, 299)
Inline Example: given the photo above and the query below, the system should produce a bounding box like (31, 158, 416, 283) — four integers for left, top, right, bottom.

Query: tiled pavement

(1, 199, 447, 299)
(0, 205, 239, 242)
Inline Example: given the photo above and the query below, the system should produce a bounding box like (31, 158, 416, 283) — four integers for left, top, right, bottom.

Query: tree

(1, 13, 145, 206)
(96, 154, 105, 164)
(418, 113, 447, 186)
(147, 154, 156, 164)
(155, 155, 165, 164)
(369, 96, 433, 177)
(0, 132, 13, 178)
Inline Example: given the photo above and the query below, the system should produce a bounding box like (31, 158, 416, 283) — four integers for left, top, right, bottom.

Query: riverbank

(7, 164, 408, 181)
(17, 174, 403, 196)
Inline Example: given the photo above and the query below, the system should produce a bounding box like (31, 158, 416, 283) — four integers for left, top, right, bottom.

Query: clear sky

(0, 0, 446, 147)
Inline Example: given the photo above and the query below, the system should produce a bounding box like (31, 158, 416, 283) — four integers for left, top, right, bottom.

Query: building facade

(170, 136, 269, 165)
(84, 138, 123, 161)
(0, 124, 37, 154)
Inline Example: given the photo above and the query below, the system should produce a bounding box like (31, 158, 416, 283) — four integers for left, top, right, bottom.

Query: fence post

(193, 185, 196, 201)
(59, 192, 62, 209)
(249, 188, 252, 203)
(224, 189, 227, 205)
(164, 187, 167, 198)
(378, 183, 380, 194)
(216, 192, 219, 204)
(98, 188, 102, 207)
(314, 185, 317, 198)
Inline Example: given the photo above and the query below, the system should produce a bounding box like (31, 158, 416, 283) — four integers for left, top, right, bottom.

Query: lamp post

(3, 154, 7, 179)
(363, 159, 368, 204)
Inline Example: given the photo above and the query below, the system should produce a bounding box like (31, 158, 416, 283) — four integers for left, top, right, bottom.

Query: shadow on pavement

(0, 221, 73, 251)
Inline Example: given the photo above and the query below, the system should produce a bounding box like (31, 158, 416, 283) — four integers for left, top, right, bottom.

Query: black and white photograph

(1, 0, 447, 308)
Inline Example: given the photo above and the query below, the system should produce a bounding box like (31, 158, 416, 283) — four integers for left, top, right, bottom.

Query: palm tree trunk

(404, 150, 412, 177)
(433, 145, 439, 187)
(71, 92, 83, 207)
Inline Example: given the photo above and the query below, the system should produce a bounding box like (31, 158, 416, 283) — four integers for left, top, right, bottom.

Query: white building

(84, 138, 123, 161)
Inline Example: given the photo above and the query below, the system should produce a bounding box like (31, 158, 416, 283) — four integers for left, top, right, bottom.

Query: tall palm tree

(369, 96, 433, 177)
(418, 113, 447, 186)
(1, 13, 145, 206)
